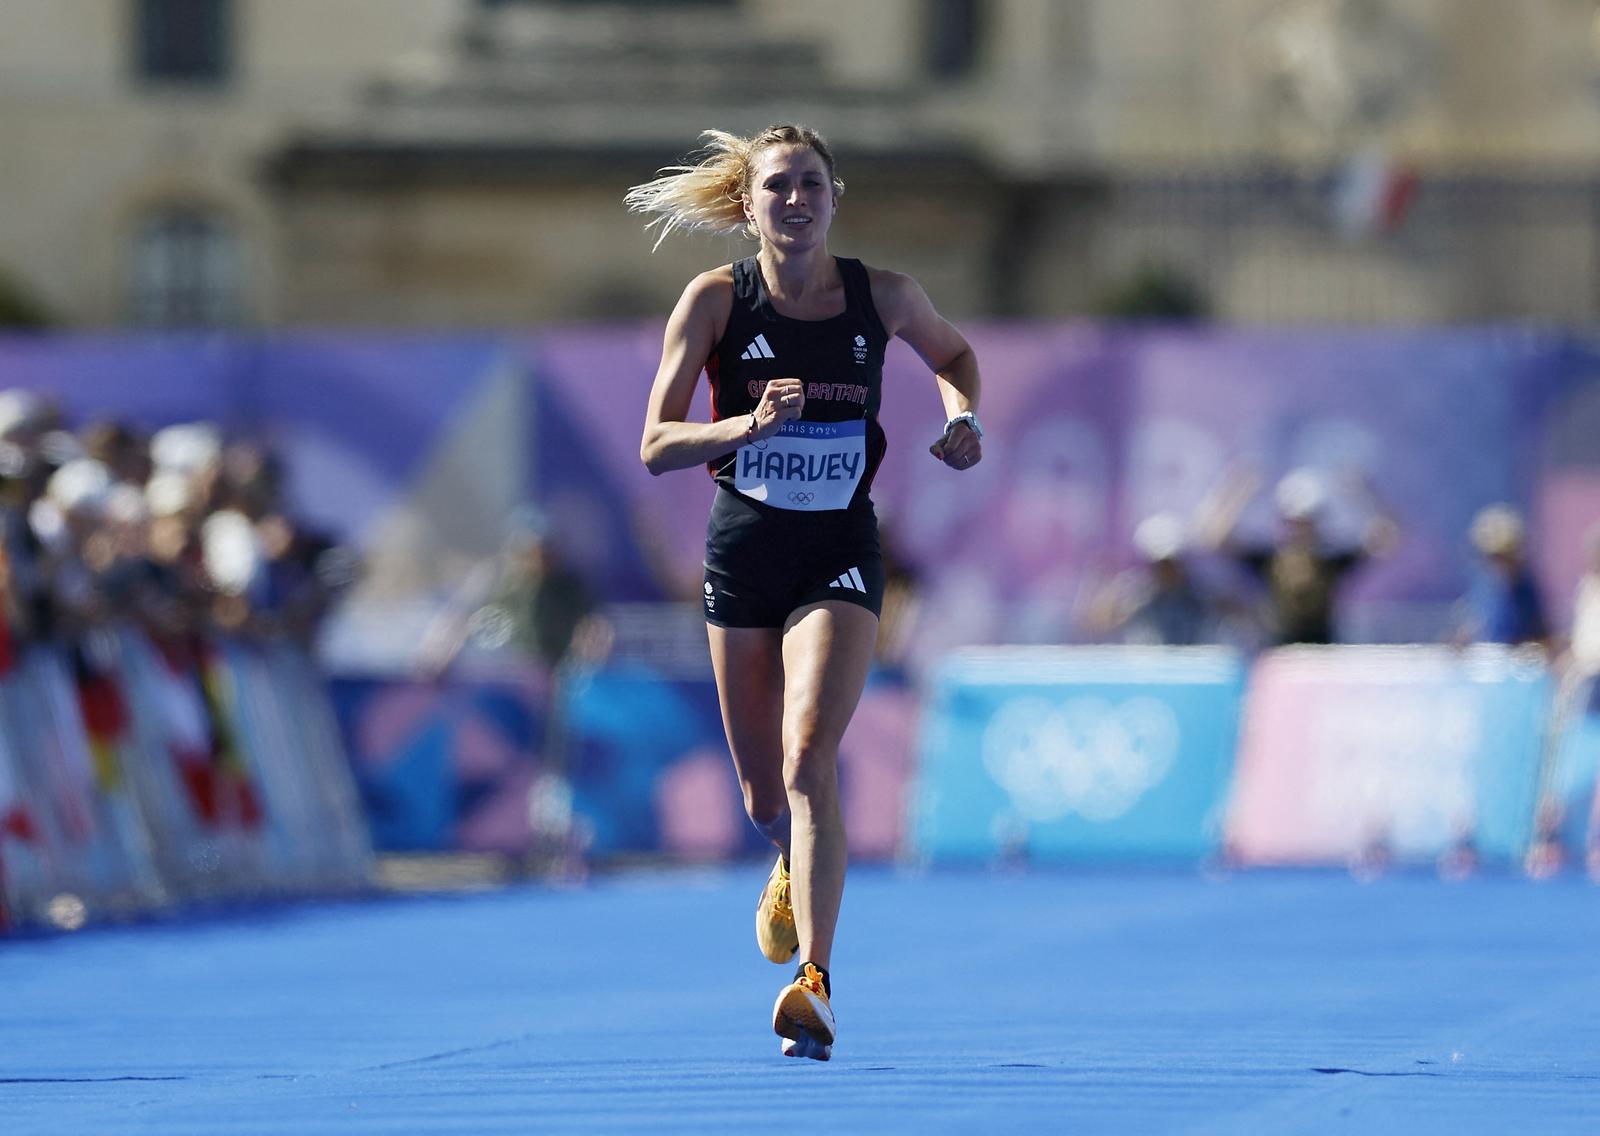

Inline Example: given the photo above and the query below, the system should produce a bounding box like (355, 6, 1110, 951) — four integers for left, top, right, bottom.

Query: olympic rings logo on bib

(735, 419, 866, 512)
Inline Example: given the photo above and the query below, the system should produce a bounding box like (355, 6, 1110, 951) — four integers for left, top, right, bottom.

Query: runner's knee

(743, 786, 788, 829)
(783, 743, 839, 801)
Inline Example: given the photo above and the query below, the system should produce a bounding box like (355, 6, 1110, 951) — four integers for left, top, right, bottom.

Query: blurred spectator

(257, 513, 358, 648)
(1452, 504, 1548, 648)
(416, 505, 605, 821)
(490, 507, 602, 669)
(1199, 466, 1400, 646)
(202, 508, 266, 632)
(219, 441, 283, 520)
(0, 456, 50, 642)
(0, 389, 51, 450)
(0, 397, 353, 652)
(37, 457, 114, 630)
(82, 420, 153, 487)
(95, 482, 160, 621)
(1565, 524, 1600, 678)
(1084, 512, 1217, 645)
(1523, 524, 1600, 878)
(150, 422, 222, 479)
(420, 505, 604, 675)
(137, 468, 213, 637)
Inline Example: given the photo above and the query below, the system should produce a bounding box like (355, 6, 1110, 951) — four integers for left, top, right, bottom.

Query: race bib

(734, 420, 865, 511)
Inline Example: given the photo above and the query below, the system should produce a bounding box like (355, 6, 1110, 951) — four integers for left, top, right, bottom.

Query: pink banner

(1224, 647, 1551, 864)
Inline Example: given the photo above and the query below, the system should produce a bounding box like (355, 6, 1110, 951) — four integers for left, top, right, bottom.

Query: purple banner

(1, 327, 1593, 644)
(527, 325, 1589, 649)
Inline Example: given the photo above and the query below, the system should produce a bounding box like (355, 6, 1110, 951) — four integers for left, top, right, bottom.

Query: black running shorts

(702, 486, 885, 628)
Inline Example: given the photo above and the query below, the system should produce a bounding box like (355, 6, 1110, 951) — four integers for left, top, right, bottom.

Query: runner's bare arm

(869, 268, 983, 468)
(641, 271, 804, 475)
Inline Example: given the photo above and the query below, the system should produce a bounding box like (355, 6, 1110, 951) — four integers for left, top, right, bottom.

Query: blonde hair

(624, 124, 844, 250)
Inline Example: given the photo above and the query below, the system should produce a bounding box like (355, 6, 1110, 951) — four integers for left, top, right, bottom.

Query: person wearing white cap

(150, 422, 223, 476)
(1085, 512, 1215, 645)
(34, 458, 114, 627)
(1452, 504, 1548, 647)
(1199, 465, 1399, 645)
(0, 389, 46, 444)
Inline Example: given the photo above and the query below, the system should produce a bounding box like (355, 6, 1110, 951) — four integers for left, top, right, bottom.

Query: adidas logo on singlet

(828, 567, 867, 593)
(740, 334, 776, 361)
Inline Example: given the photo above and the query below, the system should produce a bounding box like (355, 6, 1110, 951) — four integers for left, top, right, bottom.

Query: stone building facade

(5, 0, 1600, 329)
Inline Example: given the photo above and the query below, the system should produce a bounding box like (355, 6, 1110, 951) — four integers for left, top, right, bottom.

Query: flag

(1331, 145, 1417, 239)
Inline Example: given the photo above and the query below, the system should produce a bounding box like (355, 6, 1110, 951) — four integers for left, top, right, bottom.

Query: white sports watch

(944, 411, 983, 440)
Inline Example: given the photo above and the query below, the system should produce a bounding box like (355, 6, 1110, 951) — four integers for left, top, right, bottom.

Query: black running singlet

(704, 256, 889, 512)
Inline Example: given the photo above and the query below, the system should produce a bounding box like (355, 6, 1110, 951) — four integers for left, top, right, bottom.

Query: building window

(134, 0, 233, 86)
(927, 0, 984, 80)
(128, 207, 242, 328)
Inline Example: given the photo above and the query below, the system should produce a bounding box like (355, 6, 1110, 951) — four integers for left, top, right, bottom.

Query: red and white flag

(1331, 145, 1417, 238)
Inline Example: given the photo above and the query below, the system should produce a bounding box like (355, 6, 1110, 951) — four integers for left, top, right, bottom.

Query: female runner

(628, 124, 983, 1060)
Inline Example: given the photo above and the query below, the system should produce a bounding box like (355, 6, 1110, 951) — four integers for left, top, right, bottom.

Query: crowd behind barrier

(0, 390, 370, 934)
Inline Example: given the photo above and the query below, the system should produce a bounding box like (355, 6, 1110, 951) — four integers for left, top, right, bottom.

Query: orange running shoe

(755, 855, 798, 963)
(773, 962, 835, 1061)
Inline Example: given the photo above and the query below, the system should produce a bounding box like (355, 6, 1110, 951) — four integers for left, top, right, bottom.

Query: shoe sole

(772, 983, 836, 1048)
(782, 1035, 832, 1061)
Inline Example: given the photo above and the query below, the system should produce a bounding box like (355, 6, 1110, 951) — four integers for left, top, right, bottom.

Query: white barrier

(0, 629, 371, 933)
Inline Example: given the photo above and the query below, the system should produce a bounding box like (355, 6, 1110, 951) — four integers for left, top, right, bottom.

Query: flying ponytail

(624, 124, 843, 250)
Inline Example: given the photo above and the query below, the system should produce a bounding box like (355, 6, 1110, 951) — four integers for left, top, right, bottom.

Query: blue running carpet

(6, 867, 1600, 1134)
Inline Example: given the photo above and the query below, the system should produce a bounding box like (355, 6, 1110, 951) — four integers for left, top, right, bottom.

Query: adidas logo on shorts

(740, 334, 776, 361)
(828, 567, 867, 593)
